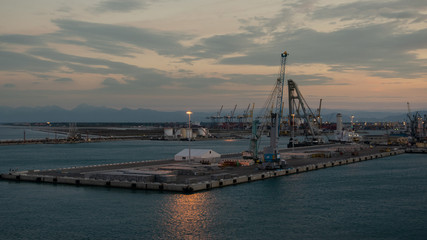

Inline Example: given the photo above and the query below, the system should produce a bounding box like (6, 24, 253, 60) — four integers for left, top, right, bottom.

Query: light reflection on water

(159, 192, 214, 239)
(224, 139, 237, 142)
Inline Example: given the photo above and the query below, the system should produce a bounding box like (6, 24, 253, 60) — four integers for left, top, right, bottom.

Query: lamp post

(186, 111, 192, 161)
(291, 113, 295, 151)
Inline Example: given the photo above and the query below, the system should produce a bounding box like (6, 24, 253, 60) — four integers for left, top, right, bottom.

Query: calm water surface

(0, 127, 426, 239)
(0, 125, 67, 141)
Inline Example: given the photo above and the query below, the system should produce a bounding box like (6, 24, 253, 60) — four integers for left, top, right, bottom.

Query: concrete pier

(0, 146, 406, 193)
(405, 148, 427, 153)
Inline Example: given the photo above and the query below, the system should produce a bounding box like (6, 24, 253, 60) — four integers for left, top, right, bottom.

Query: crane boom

(288, 79, 321, 143)
(231, 104, 237, 118)
(218, 105, 223, 117)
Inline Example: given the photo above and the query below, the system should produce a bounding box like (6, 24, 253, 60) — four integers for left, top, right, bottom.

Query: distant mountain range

(0, 104, 204, 123)
(0, 104, 425, 123)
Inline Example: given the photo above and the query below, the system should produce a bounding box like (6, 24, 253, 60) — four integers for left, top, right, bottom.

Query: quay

(405, 148, 427, 153)
(0, 144, 407, 193)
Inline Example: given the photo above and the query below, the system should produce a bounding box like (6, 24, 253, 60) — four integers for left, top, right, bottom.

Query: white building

(334, 113, 362, 142)
(174, 149, 221, 161)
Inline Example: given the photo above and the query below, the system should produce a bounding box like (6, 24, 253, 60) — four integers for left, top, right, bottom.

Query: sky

(0, 0, 426, 112)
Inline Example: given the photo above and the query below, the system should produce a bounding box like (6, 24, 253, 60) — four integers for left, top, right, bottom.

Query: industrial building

(174, 149, 221, 161)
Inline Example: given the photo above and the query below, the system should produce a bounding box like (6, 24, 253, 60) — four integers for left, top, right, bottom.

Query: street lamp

(186, 111, 192, 161)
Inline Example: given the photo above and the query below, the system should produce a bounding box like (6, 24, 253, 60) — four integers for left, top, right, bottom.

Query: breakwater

(0, 147, 405, 193)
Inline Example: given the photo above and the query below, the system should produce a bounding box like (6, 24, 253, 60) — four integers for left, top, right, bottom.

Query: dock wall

(0, 149, 405, 193)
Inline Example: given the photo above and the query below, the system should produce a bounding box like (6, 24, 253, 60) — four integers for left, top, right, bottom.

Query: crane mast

(243, 51, 288, 169)
(275, 51, 288, 126)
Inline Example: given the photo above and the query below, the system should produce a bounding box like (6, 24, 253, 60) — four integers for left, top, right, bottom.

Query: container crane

(224, 104, 237, 125)
(230, 104, 238, 128)
(237, 104, 252, 128)
(243, 104, 251, 121)
(231, 104, 237, 121)
(215, 105, 223, 122)
(209, 105, 223, 128)
(243, 51, 288, 169)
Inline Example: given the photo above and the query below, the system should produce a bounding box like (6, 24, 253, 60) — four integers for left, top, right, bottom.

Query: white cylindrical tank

(186, 129, 193, 139)
(198, 128, 208, 137)
(180, 128, 187, 138)
(336, 113, 343, 132)
(164, 128, 174, 137)
(174, 129, 182, 138)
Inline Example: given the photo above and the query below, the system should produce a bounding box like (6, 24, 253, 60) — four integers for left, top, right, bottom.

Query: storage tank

(164, 128, 174, 137)
(180, 128, 187, 138)
(336, 113, 343, 132)
(197, 128, 209, 137)
(186, 129, 193, 139)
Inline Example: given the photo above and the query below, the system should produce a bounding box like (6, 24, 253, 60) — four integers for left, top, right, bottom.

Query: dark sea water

(0, 125, 67, 141)
(1, 126, 426, 239)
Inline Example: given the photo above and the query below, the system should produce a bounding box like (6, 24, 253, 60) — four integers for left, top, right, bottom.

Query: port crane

(248, 103, 255, 124)
(224, 104, 237, 121)
(288, 79, 322, 145)
(406, 102, 426, 142)
(224, 104, 237, 129)
(316, 99, 323, 129)
(237, 104, 251, 123)
(244, 51, 288, 169)
(209, 105, 223, 126)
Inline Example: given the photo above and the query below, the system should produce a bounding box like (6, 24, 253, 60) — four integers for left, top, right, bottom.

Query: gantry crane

(210, 105, 223, 125)
(243, 51, 288, 169)
(224, 104, 237, 129)
(237, 104, 251, 122)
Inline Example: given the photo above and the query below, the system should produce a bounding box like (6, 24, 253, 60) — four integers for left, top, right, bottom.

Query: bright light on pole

(186, 111, 192, 161)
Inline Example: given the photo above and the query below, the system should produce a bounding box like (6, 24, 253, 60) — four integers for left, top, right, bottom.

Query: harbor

(1, 52, 425, 193)
(0, 144, 405, 193)
(1, 1, 427, 238)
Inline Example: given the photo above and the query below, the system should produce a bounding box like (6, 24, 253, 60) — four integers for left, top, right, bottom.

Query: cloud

(54, 77, 73, 83)
(24, 48, 225, 94)
(93, 0, 148, 13)
(287, 75, 337, 86)
(54, 38, 137, 57)
(50, 19, 190, 57)
(57, 5, 72, 13)
(312, 0, 427, 22)
(0, 50, 59, 72)
(188, 33, 257, 59)
(0, 0, 425, 110)
(0, 34, 44, 46)
(220, 23, 427, 78)
(102, 77, 121, 86)
(27, 47, 173, 88)
(3, 83, 15, 88)
(28, 47, 112, 66)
